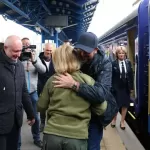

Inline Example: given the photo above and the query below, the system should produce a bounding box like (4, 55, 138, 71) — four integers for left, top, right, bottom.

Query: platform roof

(0, 0, 99, 43)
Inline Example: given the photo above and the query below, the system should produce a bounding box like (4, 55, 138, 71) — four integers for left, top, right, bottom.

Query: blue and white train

(98, 0, 149, 149)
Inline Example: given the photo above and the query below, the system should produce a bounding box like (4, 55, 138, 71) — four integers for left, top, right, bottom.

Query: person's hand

(27, 119, 35, 126)
(52, 73, 75, 88)
(31, 51, 36, 62)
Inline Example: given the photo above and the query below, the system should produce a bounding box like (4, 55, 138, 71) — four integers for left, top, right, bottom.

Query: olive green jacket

(37, 71, 107, 139)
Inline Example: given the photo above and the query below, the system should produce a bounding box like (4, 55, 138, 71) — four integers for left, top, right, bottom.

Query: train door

(127, 27, 136, 104)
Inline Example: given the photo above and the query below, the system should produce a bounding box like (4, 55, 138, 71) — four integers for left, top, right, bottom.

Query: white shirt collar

(118, 59, 127, 74)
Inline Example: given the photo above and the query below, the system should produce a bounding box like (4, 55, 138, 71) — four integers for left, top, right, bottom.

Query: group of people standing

(0, 31, 133, 150)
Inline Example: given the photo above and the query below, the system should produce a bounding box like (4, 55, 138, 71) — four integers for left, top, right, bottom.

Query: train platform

(21, 113, 144, 150)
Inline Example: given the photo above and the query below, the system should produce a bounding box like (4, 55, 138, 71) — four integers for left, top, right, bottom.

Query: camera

(20, 45, 36, 61)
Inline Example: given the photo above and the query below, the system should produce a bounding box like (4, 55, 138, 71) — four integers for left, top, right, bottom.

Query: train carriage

(99, 0, 149, 149)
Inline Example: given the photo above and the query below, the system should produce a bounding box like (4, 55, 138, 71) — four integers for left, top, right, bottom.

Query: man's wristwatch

(71, 82, 78, 91)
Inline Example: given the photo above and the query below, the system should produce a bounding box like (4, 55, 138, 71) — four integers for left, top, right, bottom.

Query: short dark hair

(21, 37, 29, 41)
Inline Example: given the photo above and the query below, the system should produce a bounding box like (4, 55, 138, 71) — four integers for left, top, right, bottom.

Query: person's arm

(37, 78, 51, 113)
(22, 71, 35, 125)
(78, 60, 112, 103)
(32, 57, 46, 74)
(53, 58, 112, 104)
(30, 52, 46, 74)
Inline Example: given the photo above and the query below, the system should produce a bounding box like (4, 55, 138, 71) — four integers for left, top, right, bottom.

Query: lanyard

(26, 61, 30, 92)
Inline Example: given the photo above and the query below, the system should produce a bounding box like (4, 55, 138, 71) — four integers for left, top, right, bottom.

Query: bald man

(0, 35, 35, 150)
(38, 43, 55, 132)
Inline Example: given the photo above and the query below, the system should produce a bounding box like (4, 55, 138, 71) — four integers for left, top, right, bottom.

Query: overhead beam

(0, 0, 50, 34)
(62, 23, 78, 29)
(64, 0, 82, 8)
(0, 0, 30, 19)
(38, 0, 51, 15)
(82, 0, 99, 9)
(61, 30, 69, 40)
(36, 22, 50, 34)
(132, 0, 141, 6)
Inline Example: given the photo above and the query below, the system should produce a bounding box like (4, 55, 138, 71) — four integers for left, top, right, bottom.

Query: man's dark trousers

(0, 121, 20, 150)
(88, 118, 103, 150)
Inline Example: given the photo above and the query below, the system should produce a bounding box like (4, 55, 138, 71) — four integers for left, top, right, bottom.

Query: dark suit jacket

(37, 52, 55, 96)
(0, 50, 34, 134)
(112, 59, 133, 93)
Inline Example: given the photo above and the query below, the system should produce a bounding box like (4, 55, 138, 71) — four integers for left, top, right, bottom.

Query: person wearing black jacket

(111, 46, 133, 130)
(37, 43, 55, 132)
(0, 35, 35, 150)
(53, 32, 112, 150)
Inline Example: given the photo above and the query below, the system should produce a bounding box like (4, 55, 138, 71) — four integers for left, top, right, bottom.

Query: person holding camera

(18, 37, 46, 148)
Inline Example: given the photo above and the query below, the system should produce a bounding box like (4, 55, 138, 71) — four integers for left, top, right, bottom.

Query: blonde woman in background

(111, 46, 133, 130)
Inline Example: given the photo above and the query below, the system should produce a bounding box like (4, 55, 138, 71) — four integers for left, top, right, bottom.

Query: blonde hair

(115, 46, 127, 57)
(52, 44, 80, 74)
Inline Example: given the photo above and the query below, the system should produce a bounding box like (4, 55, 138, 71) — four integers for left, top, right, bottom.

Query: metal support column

(55, 32, 58, 47)
(42, 32, 45, 43)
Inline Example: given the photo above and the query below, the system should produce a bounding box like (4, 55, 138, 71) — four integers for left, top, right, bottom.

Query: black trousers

(40, 112, 46, 124)
(0, 122, 20, 150)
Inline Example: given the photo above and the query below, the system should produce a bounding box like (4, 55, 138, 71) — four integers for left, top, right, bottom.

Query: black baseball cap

(64, 39, 72, 42)
(75, 32, 98, 53)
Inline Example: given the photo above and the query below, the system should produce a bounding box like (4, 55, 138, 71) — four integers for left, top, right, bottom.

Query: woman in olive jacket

(37, 44, 107, 150)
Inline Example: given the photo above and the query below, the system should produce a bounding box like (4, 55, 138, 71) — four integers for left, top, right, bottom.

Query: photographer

(18, 37, 46, 149)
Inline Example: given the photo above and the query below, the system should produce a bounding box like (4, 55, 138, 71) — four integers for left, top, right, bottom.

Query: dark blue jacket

(37, 52, 55, 96)
(77, 49, 116, 126)
(78, 49, 112, 104)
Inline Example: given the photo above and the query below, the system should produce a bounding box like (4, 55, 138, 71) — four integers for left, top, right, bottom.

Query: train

(98, 0, 149, 149)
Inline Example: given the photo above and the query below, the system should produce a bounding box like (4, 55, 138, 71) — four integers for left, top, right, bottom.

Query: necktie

(121, 62, 125, 79)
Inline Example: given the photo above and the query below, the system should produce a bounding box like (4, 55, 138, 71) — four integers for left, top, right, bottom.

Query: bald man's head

(44, 43, 55, 60)
(4, 35, 22, 61)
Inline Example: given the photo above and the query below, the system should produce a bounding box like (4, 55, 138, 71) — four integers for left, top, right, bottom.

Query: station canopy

(0, 0, 99, 43)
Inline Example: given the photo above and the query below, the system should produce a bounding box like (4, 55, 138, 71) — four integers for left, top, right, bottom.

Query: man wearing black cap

(53, 32, 112, 150)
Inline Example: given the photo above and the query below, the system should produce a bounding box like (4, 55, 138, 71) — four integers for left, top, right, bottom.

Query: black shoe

(111, 123, 116, 128)
(120, 123, 125, 130)
(40, 123, 45, 132)
(34, 140, 43, 148)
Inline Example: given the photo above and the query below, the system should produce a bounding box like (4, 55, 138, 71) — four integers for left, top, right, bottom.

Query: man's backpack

(98, 92, 118, 127)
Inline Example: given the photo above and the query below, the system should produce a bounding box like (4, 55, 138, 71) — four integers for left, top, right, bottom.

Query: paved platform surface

(21, 114, 126, 150)
(101, 125, 126, 150)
